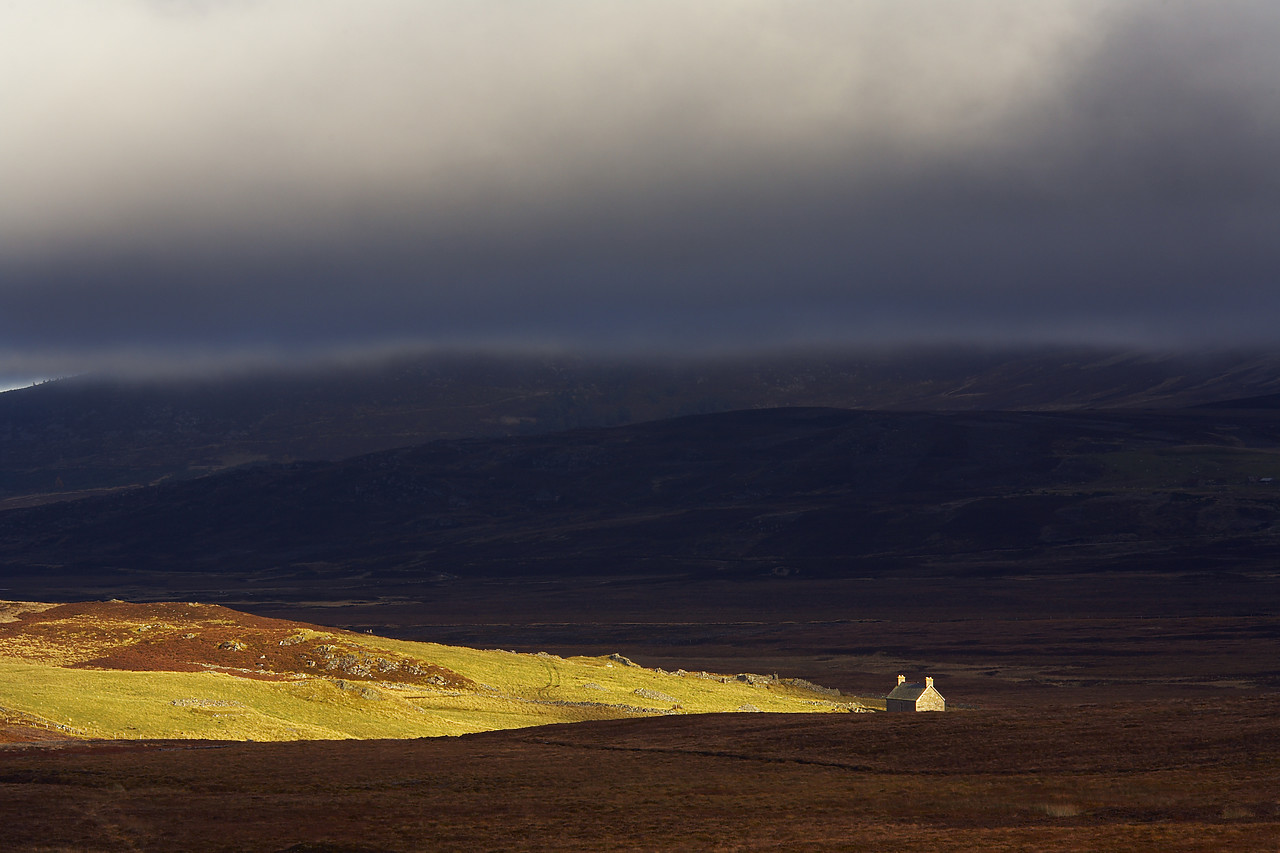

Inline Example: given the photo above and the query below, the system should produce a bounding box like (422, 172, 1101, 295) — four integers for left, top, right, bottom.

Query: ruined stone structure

(885, 675, 945, 712)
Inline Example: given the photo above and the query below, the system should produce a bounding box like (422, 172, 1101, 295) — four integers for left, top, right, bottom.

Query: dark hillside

(7, 347, 1280, 504)
(5, 406, 1280, 602)
(1196, 392, 1280, 409)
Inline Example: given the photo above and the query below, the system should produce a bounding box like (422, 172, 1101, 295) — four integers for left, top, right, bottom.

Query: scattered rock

(633, 688, 678, 704)
(735, 673, 776, 685)
(780, 677, 840, 696)
(608, 653, 638, 667)
(333, 679, 383, 700)
(736, 704, 761, 712)
(218, 640, 246, 651)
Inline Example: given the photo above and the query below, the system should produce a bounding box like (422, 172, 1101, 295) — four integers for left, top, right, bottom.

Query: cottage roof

(887, 682, 928, 701)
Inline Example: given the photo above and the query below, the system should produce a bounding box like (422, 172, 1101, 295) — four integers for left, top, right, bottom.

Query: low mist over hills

(6, 346, 1280, 505)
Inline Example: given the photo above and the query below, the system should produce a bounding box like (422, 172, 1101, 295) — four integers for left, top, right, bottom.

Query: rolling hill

(0, 599, 862, 743)
(4, 405, 1280, 604)
(8, 346, 1280, 506)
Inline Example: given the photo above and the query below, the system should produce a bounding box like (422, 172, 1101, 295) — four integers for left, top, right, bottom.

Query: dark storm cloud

(2, 1, 1279, 376)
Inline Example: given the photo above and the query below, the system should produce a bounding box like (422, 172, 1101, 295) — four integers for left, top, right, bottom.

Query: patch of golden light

(0, 601, 58, 624)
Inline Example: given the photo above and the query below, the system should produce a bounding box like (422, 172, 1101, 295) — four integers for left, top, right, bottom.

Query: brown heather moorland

(0, 697, 1277, 851)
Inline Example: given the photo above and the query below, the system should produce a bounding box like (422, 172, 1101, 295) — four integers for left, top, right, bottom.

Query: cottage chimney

(897, 674, 906, 685)
(925, 677, 934, 688)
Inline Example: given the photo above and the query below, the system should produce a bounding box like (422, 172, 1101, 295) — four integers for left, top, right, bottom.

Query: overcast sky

(3, 0, 1279, 380)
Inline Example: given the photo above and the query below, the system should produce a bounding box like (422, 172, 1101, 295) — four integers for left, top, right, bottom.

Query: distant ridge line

(1193, 393, 1280, 410)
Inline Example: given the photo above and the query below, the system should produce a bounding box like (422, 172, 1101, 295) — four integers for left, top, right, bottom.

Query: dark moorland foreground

(2, 698, 1278, 851)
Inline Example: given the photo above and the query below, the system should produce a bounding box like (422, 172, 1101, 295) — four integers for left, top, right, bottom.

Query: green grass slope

(0, 601, 867, 741)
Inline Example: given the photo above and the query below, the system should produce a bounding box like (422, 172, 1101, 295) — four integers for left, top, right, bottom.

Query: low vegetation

(0, 600, 867, 742)
(4, 698, 1278, 851)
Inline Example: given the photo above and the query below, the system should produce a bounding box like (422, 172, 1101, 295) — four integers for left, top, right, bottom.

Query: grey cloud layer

(3, 0, 1279, 373)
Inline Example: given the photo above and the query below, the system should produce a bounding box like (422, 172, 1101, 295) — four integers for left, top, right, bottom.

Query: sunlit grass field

(0, 601, 865, 741)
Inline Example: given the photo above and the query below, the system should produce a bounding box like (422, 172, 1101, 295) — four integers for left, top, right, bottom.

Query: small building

(885, 674, 945, 712)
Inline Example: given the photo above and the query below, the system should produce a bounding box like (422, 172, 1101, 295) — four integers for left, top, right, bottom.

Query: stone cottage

(885, 674, 945, 712)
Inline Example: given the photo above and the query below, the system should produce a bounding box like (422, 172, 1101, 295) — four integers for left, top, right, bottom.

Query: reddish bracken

(0, 601, 469, 687)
